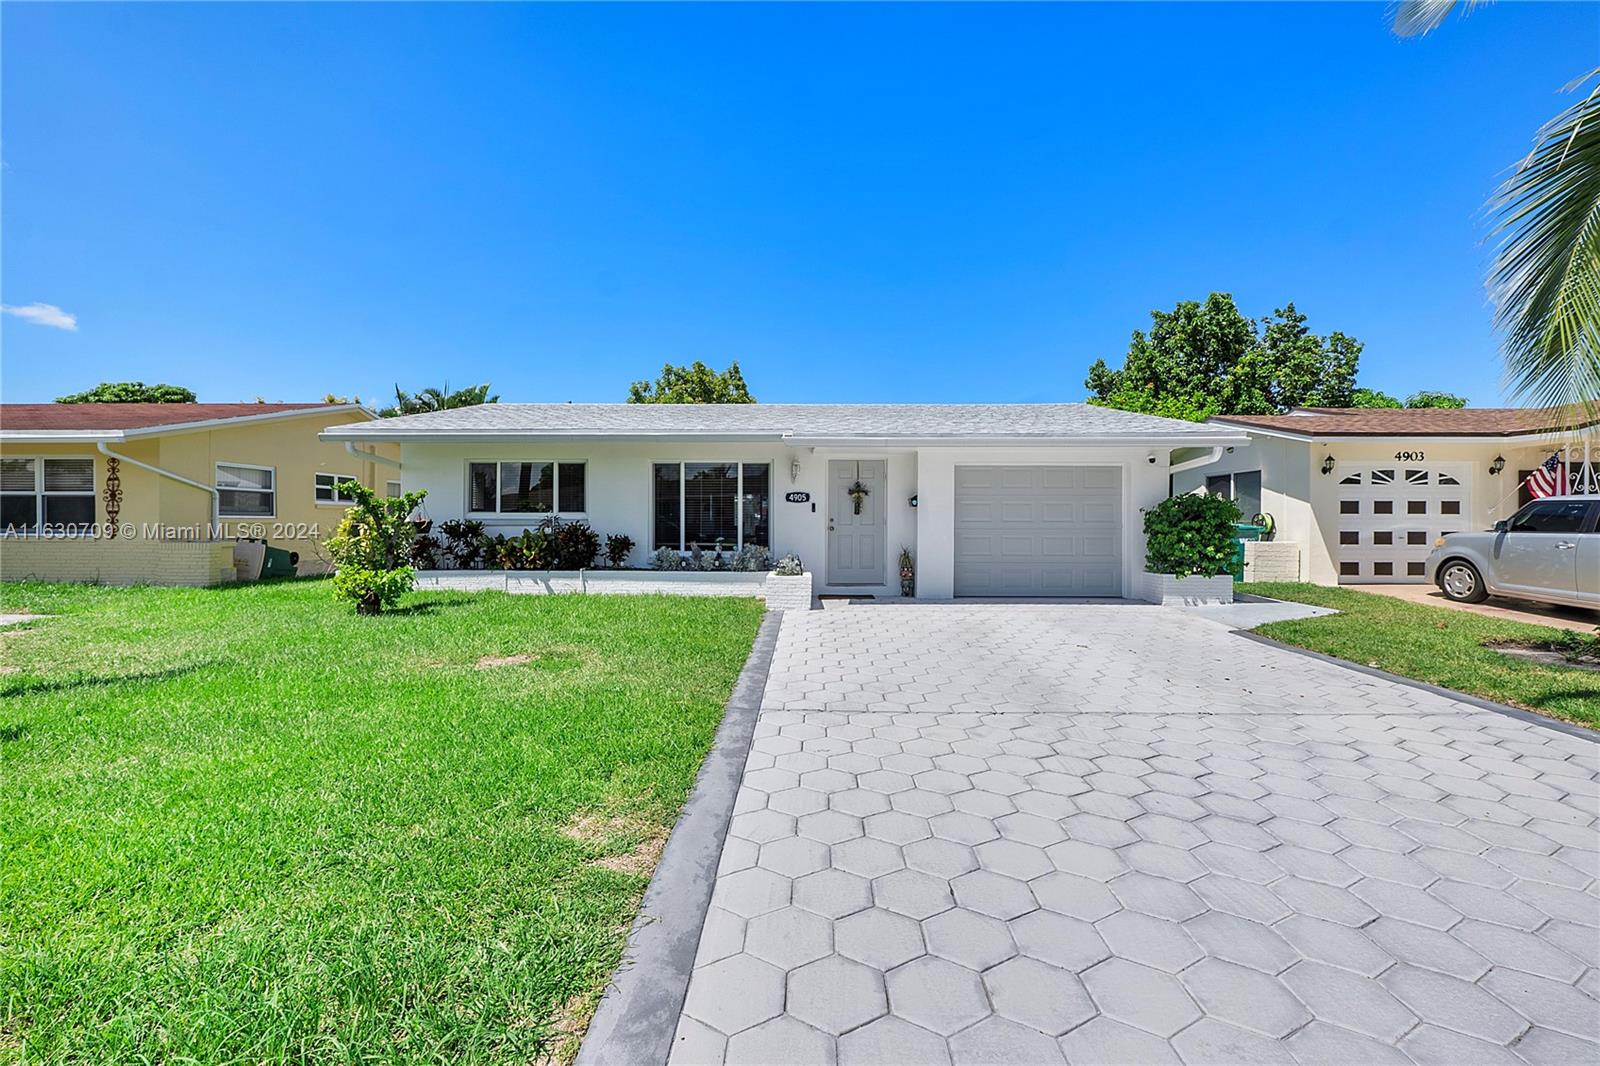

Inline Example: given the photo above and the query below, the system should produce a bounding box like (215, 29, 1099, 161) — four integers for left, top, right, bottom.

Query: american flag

(1524, 451, 1566, 499)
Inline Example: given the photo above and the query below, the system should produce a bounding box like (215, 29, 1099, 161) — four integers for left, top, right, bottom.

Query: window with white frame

(314, 472, 360, 504)
(1, 457, 96, 533)
(385, 480, 402, 498)
(467, 461, 586, 515)
(217, 463, 275, 518)
(653, 462, 770, 550)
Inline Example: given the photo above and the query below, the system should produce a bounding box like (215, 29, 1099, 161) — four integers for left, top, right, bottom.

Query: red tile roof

(1210, 407, 1598, 438)
(0, 402, 353, 432)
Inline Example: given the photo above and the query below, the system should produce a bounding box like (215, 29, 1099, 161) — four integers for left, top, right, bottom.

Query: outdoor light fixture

(1489, 455, 1506, 476)
(789, 459, 801, 484)
(1321, 456, 1336, 476)
(909, 494, 919, 508)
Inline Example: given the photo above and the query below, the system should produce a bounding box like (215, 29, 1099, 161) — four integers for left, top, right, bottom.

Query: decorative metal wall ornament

(102, 457, 124, 537)
(847, 461, 870, 515)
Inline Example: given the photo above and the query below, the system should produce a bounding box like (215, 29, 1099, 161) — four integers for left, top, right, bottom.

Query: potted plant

(898, 546, 915, 597)
(1141, 494, 1240, 605)
(765, 552, 812, 611)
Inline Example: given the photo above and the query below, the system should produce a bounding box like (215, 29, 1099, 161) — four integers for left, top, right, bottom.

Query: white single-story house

(1170, 407, 1600, 586)
(321, 403, 1248, 600)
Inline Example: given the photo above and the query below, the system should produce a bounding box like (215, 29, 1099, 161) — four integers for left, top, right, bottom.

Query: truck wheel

(1439, 560, 1488, 604)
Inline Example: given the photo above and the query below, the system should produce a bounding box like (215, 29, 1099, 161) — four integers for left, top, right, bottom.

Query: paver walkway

(669, 604, 1599, 1065)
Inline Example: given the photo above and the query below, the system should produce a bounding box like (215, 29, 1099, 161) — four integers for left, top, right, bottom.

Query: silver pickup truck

(1424, 495, 1600, 610)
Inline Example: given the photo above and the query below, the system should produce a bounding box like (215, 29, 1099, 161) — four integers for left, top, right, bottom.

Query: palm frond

(1391, 0, 1490, 38)
(1489, 69, 1600, 427)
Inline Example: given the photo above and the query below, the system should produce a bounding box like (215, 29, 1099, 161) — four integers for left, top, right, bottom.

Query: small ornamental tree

(1143, 494, 1242, 578)
(325, 480, 429, 614)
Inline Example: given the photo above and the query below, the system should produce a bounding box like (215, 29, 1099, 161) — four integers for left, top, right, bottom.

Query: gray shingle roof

(322, 403, 1246, 444)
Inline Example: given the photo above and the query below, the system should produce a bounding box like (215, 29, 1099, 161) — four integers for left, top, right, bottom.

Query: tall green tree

(1404, 390, 1469, 409)
(1395, 2, 1599, 422)
(1084, 294, 1363, 421)
(627, 361, 755, 404)
(1349, 388, 1403, 409)
(56, 382, 196, 404)
(379, 382, 498, 418)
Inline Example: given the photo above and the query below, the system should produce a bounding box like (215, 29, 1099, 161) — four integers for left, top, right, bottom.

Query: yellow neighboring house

(0, 403, 399, 586)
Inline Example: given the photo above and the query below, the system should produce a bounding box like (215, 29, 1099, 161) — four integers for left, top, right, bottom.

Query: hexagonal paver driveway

(670, 605, 1599, 1064)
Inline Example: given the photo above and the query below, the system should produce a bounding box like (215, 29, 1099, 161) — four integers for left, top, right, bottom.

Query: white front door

(828, 459, 886, 586)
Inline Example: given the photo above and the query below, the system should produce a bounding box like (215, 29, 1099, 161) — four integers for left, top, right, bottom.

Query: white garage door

(954, 465, 1122, 597)
(1334, 462, 1472, 583)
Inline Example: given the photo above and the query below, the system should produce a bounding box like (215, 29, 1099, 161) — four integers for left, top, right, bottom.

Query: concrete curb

(576, 609, 784, 1066)
(1234, 629, 1599, 744)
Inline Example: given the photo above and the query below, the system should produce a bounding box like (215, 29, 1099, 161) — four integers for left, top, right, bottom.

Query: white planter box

(763, 571, 814, 612)
(413, 569, 770, 599)
(1143, 572, 1235, 606)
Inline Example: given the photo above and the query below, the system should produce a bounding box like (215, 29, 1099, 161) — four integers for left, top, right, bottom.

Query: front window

(653, 462, 770, 550)
(217, 463, 275, 518)
(314, 473, 360, 504)
(386, 481, 402, 498)
(1, 457, 96, 533)
(1508, 500, 1590, 534)
(467, 461, 586, 515)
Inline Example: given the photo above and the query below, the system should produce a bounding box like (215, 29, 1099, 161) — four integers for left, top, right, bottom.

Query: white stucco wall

(399, 441, 1178, 600)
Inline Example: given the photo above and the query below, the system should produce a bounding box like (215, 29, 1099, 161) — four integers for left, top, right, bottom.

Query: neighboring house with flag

(0, 403, 399, 586)
(1170, 406, 1600, 586)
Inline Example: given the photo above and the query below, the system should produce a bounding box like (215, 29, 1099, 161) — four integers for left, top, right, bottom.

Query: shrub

(438, 519, 486, 569)
(773, 553, 804, 576)
(552, 520, 601, 569)
(1143, 493, 1241, 578)
(409, 533, 441, 569)
(325, 480, 430, 614)
(604, 533, 636, 568)
(650, 546, 685, 571)
(732, 544, 772, 572)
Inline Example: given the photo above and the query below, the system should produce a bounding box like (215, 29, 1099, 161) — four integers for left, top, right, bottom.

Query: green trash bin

(260, 546, 299, 580)
(1230, 522, 1267, 582)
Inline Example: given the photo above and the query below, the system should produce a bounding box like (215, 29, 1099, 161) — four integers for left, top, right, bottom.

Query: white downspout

(1167, 447, 1226, 476)
(345, 441, 401, 470)
(97, 442, 220, 530)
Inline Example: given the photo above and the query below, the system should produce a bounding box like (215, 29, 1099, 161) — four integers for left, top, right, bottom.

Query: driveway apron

(670, 604, 1600, 1066)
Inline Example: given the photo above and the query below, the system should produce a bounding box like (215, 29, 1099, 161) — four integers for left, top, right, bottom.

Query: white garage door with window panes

(1334, 462, 1470, 583)
(954, 465, 1121, 597)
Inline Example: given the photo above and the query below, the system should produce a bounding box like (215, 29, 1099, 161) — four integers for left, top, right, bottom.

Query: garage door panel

(1000, 501, 1034, 523)
(1081, 501, 1119, 525)
(954, 465, 1122, 598)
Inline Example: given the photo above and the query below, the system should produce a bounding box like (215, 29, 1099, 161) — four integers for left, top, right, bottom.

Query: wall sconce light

(1489, 455, 1506, 476)
(789, 459, 801, 484)
(1321, 456, 1336, 476)
(909, 494, 919, 508)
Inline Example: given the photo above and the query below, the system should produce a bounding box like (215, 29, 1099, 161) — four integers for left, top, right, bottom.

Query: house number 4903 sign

(1394, 450, 1425, 462)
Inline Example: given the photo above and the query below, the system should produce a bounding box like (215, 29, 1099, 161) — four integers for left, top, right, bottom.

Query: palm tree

(1395, 2, 1600, 424)
(379, 382, 500, 418)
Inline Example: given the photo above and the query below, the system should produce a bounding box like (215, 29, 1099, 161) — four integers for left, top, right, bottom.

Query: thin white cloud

(0, 302, 78, 331)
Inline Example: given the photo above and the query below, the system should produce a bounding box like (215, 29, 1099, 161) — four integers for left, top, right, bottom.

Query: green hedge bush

(1143, 493, 1241, 578)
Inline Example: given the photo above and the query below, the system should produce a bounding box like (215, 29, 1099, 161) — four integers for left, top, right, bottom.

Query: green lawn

(0, 579, 763, 1064)
(1247, 582, 1600, 729)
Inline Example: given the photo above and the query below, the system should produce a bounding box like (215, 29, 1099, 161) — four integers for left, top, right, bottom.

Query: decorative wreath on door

(847, 461, 870, 515)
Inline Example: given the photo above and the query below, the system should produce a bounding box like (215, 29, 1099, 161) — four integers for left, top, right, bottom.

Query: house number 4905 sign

(785, 491, 810, 504)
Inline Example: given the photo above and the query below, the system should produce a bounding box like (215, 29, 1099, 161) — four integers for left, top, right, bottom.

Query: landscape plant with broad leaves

(325, 480, 429, 614)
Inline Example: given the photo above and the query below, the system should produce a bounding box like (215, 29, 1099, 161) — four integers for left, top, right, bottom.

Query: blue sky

(3, 2, 1596, 406)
